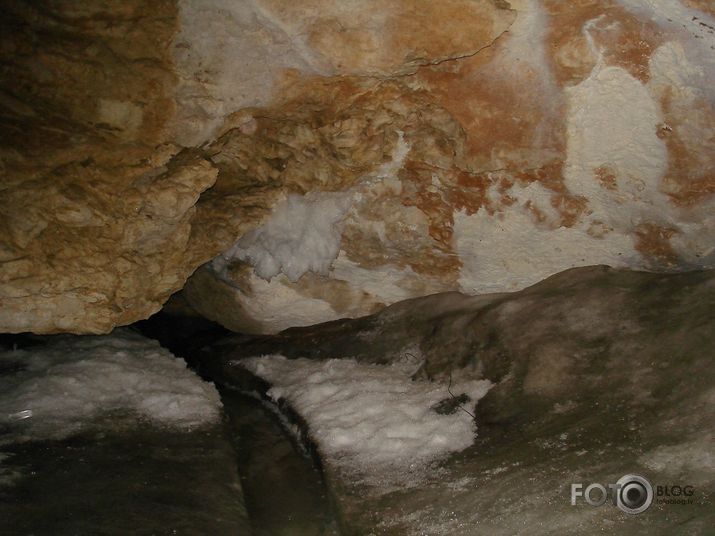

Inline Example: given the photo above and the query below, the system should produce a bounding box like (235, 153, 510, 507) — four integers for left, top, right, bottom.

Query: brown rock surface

(190, 0, 715, 333)
(1, 0, 714, 333)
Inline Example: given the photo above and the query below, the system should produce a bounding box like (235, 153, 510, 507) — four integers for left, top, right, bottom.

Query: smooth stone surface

(0, 423, 251, 535)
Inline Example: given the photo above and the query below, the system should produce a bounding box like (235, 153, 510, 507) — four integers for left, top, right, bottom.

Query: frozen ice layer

(0, 330, 222, 444)
(241, 355, 491, 488)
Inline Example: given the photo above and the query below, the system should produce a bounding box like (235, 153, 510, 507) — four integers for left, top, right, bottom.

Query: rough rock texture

(198, 266, 715, 535)
(185, 0, 715, 334)
(1, 0, 714, 333)
(170, 0, 517, 145)
(0, 2, 218, 333)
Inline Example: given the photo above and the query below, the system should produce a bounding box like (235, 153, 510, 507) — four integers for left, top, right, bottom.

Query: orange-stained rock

(257, 0, 516, 76)
(1, 0, 714, 334)
(683, 0, 715, 18)
(543, 0, 664, 85)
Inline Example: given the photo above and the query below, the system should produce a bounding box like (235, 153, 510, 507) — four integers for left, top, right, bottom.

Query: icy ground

(0, 331, 250, 534)
(241, 355, 491, 489)
(0, 329, 222, 446)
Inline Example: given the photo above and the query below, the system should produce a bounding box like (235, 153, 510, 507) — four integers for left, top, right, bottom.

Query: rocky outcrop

(1, 0, 714, 333)
(185, 0, 715, 334)
(0, 0, 513, 333)
(198, 265, 715, 535)
(0, 2, 208, 333)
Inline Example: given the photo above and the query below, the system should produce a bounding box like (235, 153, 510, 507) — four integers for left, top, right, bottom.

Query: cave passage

(219, 389, 338, 536)
(2, 0, 715, 533)
(135, 312, 340, 535)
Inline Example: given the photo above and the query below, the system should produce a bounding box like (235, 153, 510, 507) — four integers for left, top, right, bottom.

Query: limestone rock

(0, 147, 219, 333)
(1, 0, 714, 334)
(170, 0, 516, 145)
(188, 0, 715, 333)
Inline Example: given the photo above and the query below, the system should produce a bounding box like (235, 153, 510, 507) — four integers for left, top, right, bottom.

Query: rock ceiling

(0, 0, 713, 333)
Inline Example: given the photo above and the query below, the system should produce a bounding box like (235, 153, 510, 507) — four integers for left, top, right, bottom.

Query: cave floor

(0, 422, 250, 535)
(193, 267, 715, 535)
(0, 332, 335, 536)
(0, 386, 336, 536)
(219, 388, 338, 536)
(1, 267, 714, 535)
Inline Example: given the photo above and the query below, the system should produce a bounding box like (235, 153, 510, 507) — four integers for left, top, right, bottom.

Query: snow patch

(0, 330, 222, 444)
(240, 355, 491, 489)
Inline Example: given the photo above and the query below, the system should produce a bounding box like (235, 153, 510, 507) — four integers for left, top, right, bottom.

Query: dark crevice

(133, 311, 340, 535)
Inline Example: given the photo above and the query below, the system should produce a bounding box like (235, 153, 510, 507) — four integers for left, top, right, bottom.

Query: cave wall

(1, 0, 713, 334)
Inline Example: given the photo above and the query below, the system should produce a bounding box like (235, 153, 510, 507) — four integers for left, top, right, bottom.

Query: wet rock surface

(0, 331, 251, 535)
(220, 389, 338, 536)
(199, 266, 715, 535)
(0, 424, 251, 536)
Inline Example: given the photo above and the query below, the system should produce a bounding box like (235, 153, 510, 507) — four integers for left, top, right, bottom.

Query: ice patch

(217, 191, 354, 283)
(240, 355, 491, 489)
(0, 330, 222, 444)
(213, 131, 410, 284)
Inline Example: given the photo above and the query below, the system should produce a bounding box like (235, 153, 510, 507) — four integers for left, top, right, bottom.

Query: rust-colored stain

(552, 193, 591, 228)
(452, 168, 493, 215)
(586, 220, 613, 239)
(284, 0, 516, 75)
(658, 89, 715, 207)
(524, 199, 549, 225)
(400, 161, 457, 247)
(594, 165, 619, 191)
(634, 223, 679, 267)
(682, 0, 715, 18)
(543, 0, 663, 85)
(515, 161, 591, 229)
(399, 158, 588, 251)
(514, 161, 567, 193)
(416, 54, 564, 168)
(214, 0, 706, 287)
(385, 0, 512, 67)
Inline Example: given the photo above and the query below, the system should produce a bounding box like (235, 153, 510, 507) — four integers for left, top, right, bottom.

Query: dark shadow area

(133, 311, 338, 535)
(0, 421, 249, 535)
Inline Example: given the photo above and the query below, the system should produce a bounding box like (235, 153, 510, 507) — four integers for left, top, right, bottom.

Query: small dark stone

(432, 393, 471, 415)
